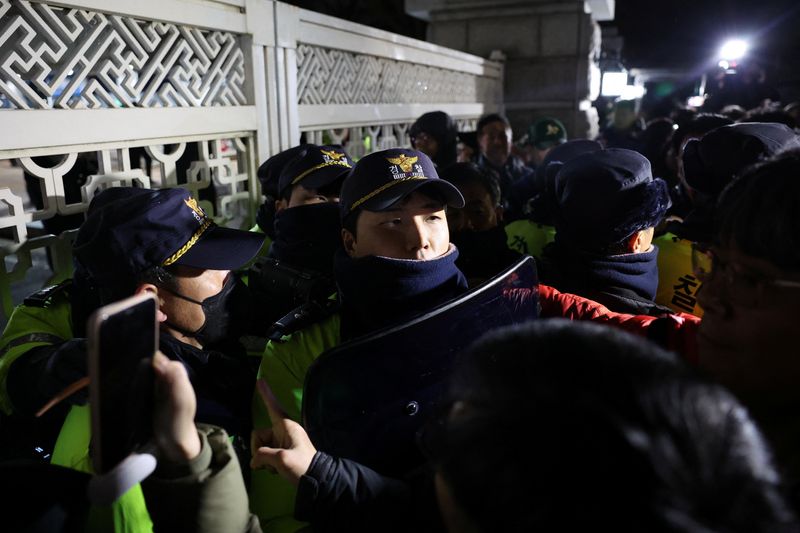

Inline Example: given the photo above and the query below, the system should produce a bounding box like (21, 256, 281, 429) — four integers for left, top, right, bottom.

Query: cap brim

(359, 179, 465, 213)
(534, 139, 566, 150)
(173, 225, 265, 270)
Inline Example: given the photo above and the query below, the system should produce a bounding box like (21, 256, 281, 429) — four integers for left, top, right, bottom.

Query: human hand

(250, 378, 317, 486)
(152, 351, 202, 463)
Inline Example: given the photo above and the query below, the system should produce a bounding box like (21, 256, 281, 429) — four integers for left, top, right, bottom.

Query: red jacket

(538, 284, 700, 364)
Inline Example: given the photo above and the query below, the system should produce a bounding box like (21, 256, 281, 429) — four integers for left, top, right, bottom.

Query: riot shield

(302, 255, 538, 477)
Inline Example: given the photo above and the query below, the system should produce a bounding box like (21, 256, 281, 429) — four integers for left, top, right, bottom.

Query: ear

(341, 228, 357, 257)
(274, 198, 288, 213)
(136, 283, 168, 323)
(627, 230, 653, 254)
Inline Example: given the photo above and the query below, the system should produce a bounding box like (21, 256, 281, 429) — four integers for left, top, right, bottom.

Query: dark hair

(476, 113, 510, 137)
(670, 113, 733, 154)
(431, 320, 796, 532)
(409, 111, 458, 168)
(717, 148, 800, 271)
(741, 108, 797, 129)
(438, 163, 501, 206)
(341, 183, 447, 239)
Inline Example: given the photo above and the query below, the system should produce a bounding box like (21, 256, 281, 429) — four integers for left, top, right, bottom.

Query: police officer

(248, 144, 353, 331)
(250, 148, 466, 532)
(252, 144, 310, 258)
(2, 187, 264, 446)
(0, 187, 264, 529)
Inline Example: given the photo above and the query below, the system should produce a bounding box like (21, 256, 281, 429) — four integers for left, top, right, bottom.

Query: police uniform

(6, 187, 264, 532)
(251, 149, 465, 532)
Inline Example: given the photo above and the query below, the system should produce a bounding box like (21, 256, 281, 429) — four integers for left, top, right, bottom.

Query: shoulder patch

(23, 280, 72, 308)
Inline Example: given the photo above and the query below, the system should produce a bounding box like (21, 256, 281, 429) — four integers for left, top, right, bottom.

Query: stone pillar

(406, 0, 614, 140)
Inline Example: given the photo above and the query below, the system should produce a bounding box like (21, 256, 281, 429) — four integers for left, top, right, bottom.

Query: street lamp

(719, 39, 749, 61)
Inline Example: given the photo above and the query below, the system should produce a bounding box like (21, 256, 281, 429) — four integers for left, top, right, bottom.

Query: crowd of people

(1, 87, 800, 533)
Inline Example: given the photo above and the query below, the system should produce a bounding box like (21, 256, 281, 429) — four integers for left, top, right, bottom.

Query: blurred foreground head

(427, 320, 796, 533)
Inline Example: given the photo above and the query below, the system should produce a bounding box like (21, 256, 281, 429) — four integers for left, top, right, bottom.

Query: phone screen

(89, 293, 157, 473)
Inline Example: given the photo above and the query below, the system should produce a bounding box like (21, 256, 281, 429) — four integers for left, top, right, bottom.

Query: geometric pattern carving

(304, 119, 479, 160)
(0, 0, 246, 109)
(297, 44, 496, 105)
(0, 134, 256, 321)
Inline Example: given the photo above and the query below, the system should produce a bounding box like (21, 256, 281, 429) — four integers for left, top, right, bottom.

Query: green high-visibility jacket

(251, 313, 341, 533)
(0, 284, 73, 415)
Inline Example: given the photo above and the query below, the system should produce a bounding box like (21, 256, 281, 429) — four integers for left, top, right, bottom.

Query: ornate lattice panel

(296, 44, 496, 105)
(0, 0, 247, 109)
(0, 135, 257, 322)
(304, 119, 479, 160)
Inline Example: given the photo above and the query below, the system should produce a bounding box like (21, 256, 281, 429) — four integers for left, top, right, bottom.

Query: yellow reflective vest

(505, 220, 556, 258)
(654, 233, 704, 317)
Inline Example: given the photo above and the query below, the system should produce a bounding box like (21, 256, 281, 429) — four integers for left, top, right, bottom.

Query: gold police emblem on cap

(321, 149, 346, 161)
(386, 154, 418, 173)
(184, 197, 205, 219)
(546, 124, 561, 136)
(163, 197, 213, 266)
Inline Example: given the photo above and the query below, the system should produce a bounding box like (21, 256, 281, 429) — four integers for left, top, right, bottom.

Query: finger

(257, 378, 289, 422)
(251, 427, 274, 455)
(250, 446, 280, 473)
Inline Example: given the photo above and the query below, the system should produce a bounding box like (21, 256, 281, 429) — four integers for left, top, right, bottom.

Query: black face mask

(162, 274, 253, 346)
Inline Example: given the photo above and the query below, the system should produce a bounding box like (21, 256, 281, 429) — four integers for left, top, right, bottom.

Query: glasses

(410, 132, 433, 145)
(691, 243, 800, 307)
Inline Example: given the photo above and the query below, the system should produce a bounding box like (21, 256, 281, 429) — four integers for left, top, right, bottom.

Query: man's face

(612, 107, 636, 130)
(344, 190, 450, 260)
(446, 181, 500, 233)
(697, 245, 800, 405)
(411, 131, 440, 161)
(478, 121, 512, 167)
(159, 266, 229, 345)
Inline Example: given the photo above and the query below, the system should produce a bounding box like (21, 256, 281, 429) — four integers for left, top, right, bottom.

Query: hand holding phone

(152, 351, 201, 463)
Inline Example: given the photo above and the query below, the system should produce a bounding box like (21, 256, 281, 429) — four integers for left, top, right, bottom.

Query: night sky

(612, 0, 800, 71)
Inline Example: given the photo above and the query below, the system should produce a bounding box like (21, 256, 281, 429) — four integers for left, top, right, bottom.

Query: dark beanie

(682, 122, 798, 196)
(555, 149, 671, 250)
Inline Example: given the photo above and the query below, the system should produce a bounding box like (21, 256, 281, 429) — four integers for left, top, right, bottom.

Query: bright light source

(687, 95, 706, 108)
(718, 60, 730, 70)
(601, 72, 628, 97)
(621, 85, 645, 100)
(720, 39, 748, 61)
(589, 63, 602, 101)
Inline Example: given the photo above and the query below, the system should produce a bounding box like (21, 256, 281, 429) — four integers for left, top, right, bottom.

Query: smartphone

(88, 293, 158, 474)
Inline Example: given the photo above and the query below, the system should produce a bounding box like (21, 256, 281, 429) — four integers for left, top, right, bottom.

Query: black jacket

(295, 451, 444, 533)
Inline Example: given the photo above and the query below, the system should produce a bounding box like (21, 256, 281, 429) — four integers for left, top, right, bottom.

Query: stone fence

(0, 0, 503, 322)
